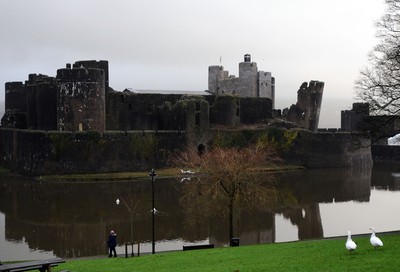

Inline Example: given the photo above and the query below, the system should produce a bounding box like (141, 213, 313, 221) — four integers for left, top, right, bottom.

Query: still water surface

(1, 162, 400, 261)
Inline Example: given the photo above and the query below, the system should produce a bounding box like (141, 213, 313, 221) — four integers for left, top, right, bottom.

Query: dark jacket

(107, 234, 117, 248)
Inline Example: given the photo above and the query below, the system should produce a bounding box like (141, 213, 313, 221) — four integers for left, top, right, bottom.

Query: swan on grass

(370, 227, 383, 249)
(345, 231, 357, 253)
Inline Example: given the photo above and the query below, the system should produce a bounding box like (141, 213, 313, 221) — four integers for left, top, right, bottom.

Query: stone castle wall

(0, 127, 371, 175)
(0, 128, 185, 175)
(372, 145, 400, 161)
(341, 102, 400, 145)
(284, 130, 372, 168)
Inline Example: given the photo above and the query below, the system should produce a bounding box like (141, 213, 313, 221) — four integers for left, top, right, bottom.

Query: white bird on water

(180, 169, 195, 174)
(346, 230, 357, 253)
(180, 177, 191, 182)
(370, 227, 383, 249)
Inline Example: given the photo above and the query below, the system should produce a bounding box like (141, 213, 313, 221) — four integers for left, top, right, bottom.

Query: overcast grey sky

(0, 0, 385, 126)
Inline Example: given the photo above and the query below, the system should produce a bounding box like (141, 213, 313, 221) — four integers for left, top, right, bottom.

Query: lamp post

(149, 168, 157, 254)
(116, 197, 134, 256)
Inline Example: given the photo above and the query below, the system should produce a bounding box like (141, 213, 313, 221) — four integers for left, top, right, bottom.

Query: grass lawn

(54, 234, 400, 272)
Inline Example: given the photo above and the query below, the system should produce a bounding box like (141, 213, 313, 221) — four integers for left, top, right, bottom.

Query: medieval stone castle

(2, 54, 385, 175)
(1, 55, 324, 134)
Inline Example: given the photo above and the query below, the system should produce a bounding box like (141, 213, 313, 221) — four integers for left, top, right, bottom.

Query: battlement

(57, 67, 105, 83)
(27, 74, 56, 84)
(6, 74, 56, 92)
(352, 102, 369, 115)
(5, 81, 24, 93)
(73, 60, 108, 68)
(73, 60, 109, 87)
(302, 80, 325, 91)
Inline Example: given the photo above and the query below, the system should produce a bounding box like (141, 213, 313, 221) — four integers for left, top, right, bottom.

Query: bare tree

(356, 0, 400, 115)
(170, 144, 281, 244)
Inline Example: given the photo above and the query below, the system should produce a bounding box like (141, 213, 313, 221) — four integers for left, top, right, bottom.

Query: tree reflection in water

(171, 145, 282, 244)
(178, 174, 281, 243)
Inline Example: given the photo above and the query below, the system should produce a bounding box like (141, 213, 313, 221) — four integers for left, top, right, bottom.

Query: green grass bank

(36, 165, 304, 182)
(54, 234, 400, 272)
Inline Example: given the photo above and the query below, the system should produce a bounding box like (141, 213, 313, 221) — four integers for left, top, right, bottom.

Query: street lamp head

(116, 198, 120, 205)
(149, 168, 157, 178)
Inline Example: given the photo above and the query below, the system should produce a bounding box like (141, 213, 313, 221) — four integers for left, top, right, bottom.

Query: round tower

(56, 64, 106, 132)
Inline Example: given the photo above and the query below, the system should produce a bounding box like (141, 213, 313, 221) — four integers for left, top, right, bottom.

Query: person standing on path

(107, 230, 117, 257)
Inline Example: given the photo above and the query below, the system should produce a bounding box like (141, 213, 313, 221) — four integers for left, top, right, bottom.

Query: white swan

(345, 230, 357, 253)
(180, 169, 195, 174)
(370, 227, 383, 249)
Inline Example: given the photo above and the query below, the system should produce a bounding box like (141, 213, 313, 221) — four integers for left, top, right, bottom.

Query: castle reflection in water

(1, 163, 399, 260)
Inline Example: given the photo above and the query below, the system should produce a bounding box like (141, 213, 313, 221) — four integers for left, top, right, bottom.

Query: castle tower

(238, 54, 258, 97)
(207, 54, 274, 106)
(3, 74, 57, 130)
(56, 62, 106, 132)
(183, 98, 210, 148)
(25, 74, 57, 130)
(208, 65, 229, 95)
(286, 81, 324, 131)
(341, 103, 370, 132)
(258, 72, 275, 108)
(74, 60, 109, 113)
(5, 82, 26, 114)
(208, 65, 222, 95)
(3, 82, 27, 128)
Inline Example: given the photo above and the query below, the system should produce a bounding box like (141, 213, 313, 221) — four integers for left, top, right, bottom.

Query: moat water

(1, 162, 400, 261)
